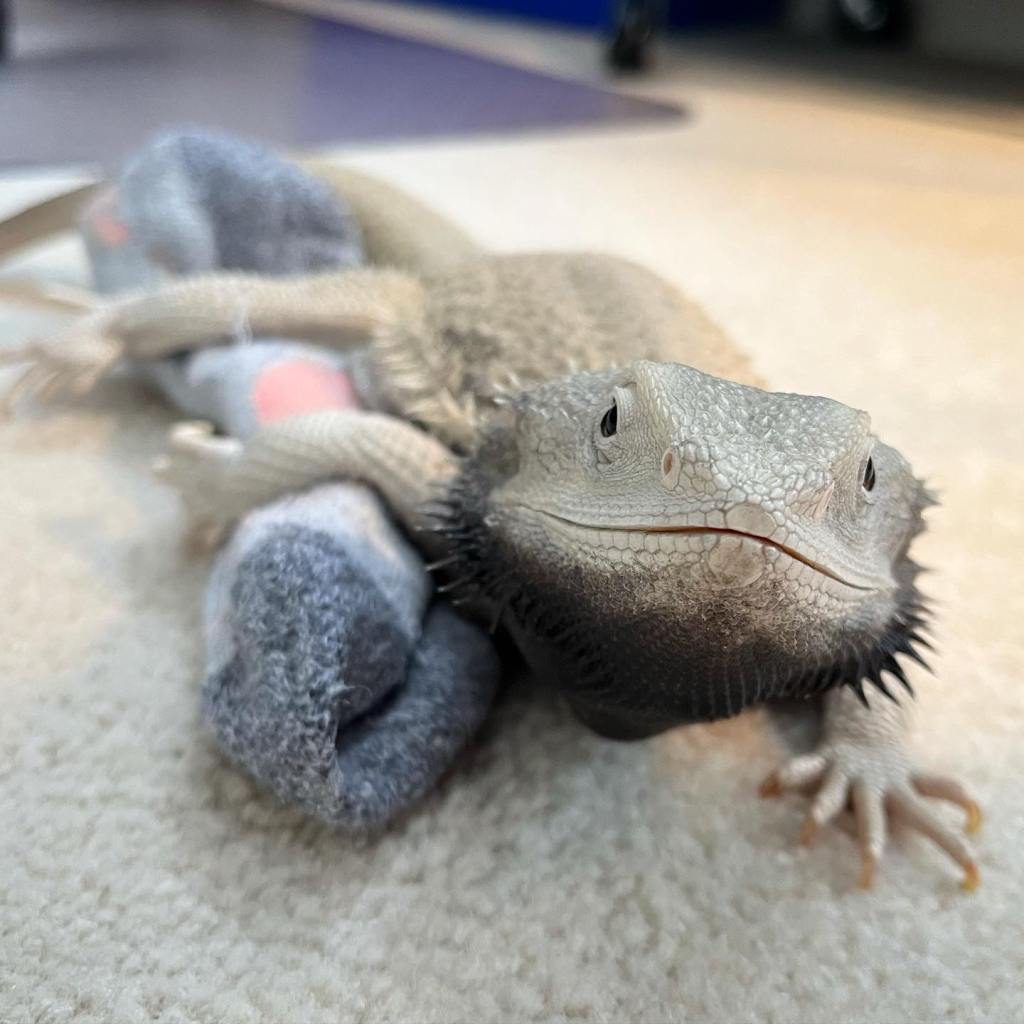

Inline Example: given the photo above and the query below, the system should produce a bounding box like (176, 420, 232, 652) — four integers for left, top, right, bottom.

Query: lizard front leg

(761, 686, 982, 890)
(0, 268, 423, 409)
(152, 409, 458, 554)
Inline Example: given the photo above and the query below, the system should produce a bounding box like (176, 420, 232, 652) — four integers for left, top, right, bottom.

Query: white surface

(2, 16, 1023, 1024)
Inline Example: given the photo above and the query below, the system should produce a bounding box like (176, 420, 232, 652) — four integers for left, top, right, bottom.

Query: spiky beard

(424, 469, 933, 739)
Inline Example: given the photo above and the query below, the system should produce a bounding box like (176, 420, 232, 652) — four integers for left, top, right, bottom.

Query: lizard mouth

(640, 525, 874, 590)
(528, 510, 877, 591)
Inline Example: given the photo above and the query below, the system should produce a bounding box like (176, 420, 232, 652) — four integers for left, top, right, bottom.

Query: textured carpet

(1, 76, 1023, 1023)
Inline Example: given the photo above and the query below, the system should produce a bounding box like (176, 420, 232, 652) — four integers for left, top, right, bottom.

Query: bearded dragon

(0, 163, 981, 889)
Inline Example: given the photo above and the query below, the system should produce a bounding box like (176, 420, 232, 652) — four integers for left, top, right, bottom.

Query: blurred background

(0, 0, 1022, 166)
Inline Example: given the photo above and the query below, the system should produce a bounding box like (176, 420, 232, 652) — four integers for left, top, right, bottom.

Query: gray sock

(202, 484, 499, 828)
(140, 340, 355, 440)
(81, 128, 501, 826)
(84, 127, 370, 440)
(82, 128, 363, 294)
(326, 603, 500, 827)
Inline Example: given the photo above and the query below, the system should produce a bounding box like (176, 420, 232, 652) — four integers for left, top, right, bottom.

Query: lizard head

(441, 360, 933, 739)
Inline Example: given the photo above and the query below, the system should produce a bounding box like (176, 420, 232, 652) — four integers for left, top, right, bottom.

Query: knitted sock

(80, 129, 501, 826)
(82, 128, 363, 294)
(141, 340, 359, 440)
(141, 333, 499, 829)
(202, 483, 500, 828)
(151, 345, 498, 827)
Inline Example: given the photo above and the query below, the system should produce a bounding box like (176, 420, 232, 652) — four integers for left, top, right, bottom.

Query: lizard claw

(910, 771, 983, 835)
(153, 420, 244, 551)
(0, 319, 122, 414)
(761, 748, 981, 891)
(153, 420, 243, 476)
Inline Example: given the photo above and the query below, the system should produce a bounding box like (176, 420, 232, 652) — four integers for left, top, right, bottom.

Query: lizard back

(369, 251, 760, 449)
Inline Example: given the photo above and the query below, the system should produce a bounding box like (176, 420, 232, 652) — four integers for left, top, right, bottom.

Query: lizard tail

(0, 182, 102, 262)
(0, 182, 103, 314)
(0, 276, 97, 312)
(297, 161, 481, 277)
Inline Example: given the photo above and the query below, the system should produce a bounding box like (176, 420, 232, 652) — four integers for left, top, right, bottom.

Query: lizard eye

(862, 456, 876, 492)
(600, 401, 618, 438)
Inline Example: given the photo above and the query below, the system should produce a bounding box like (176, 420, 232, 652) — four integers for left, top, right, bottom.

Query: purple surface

(0, 0, 683, 167)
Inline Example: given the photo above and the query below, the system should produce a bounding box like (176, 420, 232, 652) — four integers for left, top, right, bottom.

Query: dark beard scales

(423, 465, 930, 740)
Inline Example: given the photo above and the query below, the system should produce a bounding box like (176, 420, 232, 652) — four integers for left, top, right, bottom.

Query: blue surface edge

(381, 0, 785, 30)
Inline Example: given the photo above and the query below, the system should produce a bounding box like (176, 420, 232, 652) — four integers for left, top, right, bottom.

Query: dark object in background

(606, 0, 786, 72)
(609, 0, 659, 71)
(831, 0, 912, 45)
(0, 0, 8, 61)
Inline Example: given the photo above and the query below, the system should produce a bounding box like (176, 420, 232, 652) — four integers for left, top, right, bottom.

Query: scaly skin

(152, 413, 458, 556)
(763, 688, 981, 891)
(0, 165, 979, 888)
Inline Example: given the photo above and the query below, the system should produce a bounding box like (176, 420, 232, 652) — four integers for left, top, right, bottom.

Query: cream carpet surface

(2, 63, 1023, 1024)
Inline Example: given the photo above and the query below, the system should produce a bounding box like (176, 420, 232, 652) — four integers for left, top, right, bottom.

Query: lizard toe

(886, 787, 981, 891)
(911, 772, 983, 835)
(761, 742, 980, 891)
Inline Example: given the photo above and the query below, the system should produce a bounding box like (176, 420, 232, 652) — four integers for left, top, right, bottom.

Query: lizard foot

(760, 744, 981, 891)
(0, 314, 123, 413)
(152, 420, 244, 551)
